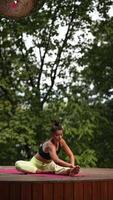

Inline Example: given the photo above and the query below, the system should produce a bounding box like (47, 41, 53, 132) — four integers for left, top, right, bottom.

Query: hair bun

(53, 120, 60, 126)
(51, 120, 63, 133)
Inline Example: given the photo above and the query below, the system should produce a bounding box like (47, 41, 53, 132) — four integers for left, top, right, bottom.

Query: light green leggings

(15, 156, 70, 174)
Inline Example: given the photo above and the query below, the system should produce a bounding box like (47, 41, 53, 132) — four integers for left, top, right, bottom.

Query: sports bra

(38, 142, 61, 160)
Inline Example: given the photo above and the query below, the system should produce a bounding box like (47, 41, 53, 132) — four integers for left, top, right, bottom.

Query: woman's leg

(55, 165, 80, 176)
(15, 160, 38, 173)
(15, 156, 43, 173)
(42, 161, 80, 176)
(15, 157, 80, 176)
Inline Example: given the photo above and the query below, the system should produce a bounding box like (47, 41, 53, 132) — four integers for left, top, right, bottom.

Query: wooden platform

(0, 167, 113, 200)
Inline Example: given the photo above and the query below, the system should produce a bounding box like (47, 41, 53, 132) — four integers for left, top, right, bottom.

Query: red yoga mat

(0, 167, 85, 178)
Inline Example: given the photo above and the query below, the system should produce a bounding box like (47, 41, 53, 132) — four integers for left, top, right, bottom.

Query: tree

(0, 0, 113, 167)
(0, 0, 94, 163)
(76, 1, 113, 167)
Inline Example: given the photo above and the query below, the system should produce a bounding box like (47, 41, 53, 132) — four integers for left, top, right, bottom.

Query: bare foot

(69, 165, 80, 176)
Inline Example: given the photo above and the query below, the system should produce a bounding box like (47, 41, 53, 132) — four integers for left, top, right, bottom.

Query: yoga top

(38, 142, 61, 160)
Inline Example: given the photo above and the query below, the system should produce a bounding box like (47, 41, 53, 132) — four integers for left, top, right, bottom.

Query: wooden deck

(0, 167, 113, 200)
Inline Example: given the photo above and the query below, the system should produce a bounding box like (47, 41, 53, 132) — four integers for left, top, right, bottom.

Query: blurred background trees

(0, 0, 113, 167)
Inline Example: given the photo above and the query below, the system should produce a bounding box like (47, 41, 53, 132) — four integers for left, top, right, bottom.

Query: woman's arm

(48, 144, 74, 168)
(60, 139, 77, 166)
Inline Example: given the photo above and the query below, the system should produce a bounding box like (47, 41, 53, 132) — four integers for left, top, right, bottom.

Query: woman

(15, 121, 80, 176)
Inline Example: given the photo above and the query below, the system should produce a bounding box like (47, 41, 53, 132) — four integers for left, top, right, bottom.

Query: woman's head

(51, 120, 63, 141)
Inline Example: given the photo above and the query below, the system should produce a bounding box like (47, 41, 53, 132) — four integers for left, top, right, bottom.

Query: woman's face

(53, 130, 63, 142)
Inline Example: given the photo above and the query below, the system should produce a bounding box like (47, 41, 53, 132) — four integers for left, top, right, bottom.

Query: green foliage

(77, 149, 97, 167)
(91, 100, 113, 167)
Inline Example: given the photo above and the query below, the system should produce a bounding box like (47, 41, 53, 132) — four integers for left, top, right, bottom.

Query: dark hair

(51, 120, 63, 133)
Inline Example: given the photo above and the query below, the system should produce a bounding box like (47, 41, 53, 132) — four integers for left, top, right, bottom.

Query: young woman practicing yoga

(15, 121, 80, 176)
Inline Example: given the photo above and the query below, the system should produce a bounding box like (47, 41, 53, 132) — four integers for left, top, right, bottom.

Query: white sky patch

(89, 9, 103, 21)
(108, 5, 113, 17)
(23, 34, 33, 49)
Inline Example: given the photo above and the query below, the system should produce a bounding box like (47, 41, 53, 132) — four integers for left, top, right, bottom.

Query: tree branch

(41, 4, 76, 105)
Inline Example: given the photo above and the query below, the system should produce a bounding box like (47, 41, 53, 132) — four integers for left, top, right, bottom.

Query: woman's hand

(70, 164, 75, 168)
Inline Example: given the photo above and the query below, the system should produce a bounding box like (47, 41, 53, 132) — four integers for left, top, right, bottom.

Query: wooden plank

(63, 182, 74, 200)
(43, 183, 53, 200)
(21, 182, 32, 200)
(0, 182, 9, 200)
(9, 182, 21, 200)
(74, 182, 84, 200)
(83, 182, 92, 200)
(108, 181, 113, 200)
(100, 181, 108, 200)
(92, 181, 101, 200)
(53, 183, 64, 200)
(32, 183, 43, 200)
